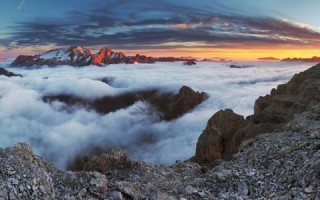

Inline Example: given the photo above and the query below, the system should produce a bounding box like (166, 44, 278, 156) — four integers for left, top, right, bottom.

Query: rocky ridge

(43, 85, 208, 121)
(193, 63, 320, 164)
(282, 56, 320, 62)
(10, 46, 191, 67)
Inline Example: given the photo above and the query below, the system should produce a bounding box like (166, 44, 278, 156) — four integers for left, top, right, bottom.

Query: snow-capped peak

(39, 48, 71, 61)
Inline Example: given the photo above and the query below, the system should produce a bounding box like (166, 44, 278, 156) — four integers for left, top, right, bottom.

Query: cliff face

(194, 63, 320, 164)
(254, 63, 320, 122)
(194, 109, 248, 163)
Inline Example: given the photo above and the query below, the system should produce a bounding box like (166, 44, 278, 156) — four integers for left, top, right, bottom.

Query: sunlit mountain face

(0, 0, 320, 59)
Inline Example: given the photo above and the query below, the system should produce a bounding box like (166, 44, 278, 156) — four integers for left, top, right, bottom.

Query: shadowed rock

(69, 149, 135, 173)
(43, 86, 207, 121)
(254, 63, 320, 122)
(10, 55, 37, 67)
(193, 109, 248, 164)
(150, 86, 208, 120)
(0, 67, 22, 77)
(230, 64, 255, 69)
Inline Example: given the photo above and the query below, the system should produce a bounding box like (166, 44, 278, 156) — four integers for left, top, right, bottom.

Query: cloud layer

(0, 61, 313, 169)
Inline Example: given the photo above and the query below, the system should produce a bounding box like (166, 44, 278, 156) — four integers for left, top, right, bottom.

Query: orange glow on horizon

(122, 47, 320, 61)
(2, 44, 320, 61)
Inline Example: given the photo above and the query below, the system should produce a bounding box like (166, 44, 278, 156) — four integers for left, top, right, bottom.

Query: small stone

(109, 191, 124, 200)
(215, 169, 232, 181)
(304, 186, 314, 193)
(32, 185, 38, 191)
(200, 166, 208, 174)
(39, 185, 45, 193)
(198, 191, 206, 198)
(237, 181, 249, 196)
(77, 188, 86, 197)
(11, 179, 19, 185)
(18, 186, 24, 192)
(299, 192, 307, 199)
(185, 185, 197, 194)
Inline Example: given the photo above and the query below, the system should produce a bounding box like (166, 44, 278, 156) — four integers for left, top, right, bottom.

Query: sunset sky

(1, 0, 320, 60)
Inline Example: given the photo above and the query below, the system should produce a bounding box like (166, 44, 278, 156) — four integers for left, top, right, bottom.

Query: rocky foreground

(0, 64, 319, 199)
(0, 111, 319, 199)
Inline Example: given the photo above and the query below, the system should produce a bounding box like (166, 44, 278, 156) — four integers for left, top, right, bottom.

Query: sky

(1, 0, 320, 59)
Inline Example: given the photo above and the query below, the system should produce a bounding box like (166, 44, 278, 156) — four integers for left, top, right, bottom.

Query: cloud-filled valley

(0, 61, 312, 169)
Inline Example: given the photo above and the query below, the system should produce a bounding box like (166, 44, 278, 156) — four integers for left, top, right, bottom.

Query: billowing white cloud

(0, 61, 312, 169)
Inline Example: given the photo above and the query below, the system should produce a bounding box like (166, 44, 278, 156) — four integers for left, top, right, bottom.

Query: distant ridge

(281, 56, 320, 62)
(258, 57, 279, 61)
(10, 46, 193, 67)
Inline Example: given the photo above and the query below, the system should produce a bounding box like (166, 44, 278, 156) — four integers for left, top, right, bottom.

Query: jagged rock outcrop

(194, 63, 320, 164)
(43, 85, 207, 121)
(91, 48, 129, 65)
(91, 48, 113, 65)
(149, 86, 208, 120)
(194, 109, 248, 164)
(129, 54, 155, 64)
(254, 63, 320, 123)
(1, 111, 319, 199)
(0, 67, 22, 77)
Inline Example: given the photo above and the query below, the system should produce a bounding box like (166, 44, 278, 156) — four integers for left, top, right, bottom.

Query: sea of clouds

(0, 61, 313, 169)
